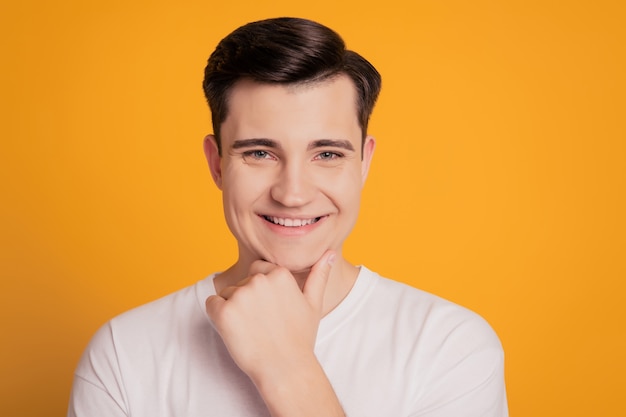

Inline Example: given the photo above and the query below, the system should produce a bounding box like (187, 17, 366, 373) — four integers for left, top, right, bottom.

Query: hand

(205, 251, 336, 382)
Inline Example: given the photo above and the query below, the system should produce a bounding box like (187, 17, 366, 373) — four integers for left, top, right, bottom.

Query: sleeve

(67, 322, 129, 417)
(409, 314, 509, 417)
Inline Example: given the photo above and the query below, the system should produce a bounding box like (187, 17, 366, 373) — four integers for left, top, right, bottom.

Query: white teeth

(266, 216, 318, 227)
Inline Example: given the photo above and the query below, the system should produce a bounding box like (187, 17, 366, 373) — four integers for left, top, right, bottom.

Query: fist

(205, 251, 335, 380)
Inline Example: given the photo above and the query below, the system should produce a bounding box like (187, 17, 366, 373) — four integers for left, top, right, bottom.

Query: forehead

(221, 75, 361, 144)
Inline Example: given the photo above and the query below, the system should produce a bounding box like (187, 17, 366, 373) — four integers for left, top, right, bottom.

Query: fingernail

(327, 253, 336, 265)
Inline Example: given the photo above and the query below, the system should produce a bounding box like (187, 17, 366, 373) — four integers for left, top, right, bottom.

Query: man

(68, 17, 508, 417)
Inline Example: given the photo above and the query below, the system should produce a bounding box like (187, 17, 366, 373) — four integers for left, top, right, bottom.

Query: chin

(264, 250, 322, 274)
(270, 258, 314, 274)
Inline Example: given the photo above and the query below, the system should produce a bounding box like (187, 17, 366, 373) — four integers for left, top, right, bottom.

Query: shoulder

(358, 266, 503, 356)
(360, 268, 507, 414)
(109, 278, 211, 332)
(74, 276, 216, 379)
(69, 276, 220, 415)
(318, 267, 507, 415)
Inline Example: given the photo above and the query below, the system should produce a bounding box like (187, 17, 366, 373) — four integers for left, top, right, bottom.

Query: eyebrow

(308, 139, 355, 152)
(230, 138, 355, 152)
(231, 138, 281, 149)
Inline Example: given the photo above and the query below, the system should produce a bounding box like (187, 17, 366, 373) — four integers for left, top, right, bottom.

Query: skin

(203, 75, 376, 417)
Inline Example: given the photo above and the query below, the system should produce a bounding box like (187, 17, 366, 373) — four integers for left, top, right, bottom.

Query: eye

(243, 150, 272, 160)
(316, 151, 341, 160)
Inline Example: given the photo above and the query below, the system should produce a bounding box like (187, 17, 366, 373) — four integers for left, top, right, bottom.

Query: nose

(270, 161, 316, 207)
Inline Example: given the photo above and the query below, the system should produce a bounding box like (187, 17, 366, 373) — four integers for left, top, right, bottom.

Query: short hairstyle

(202, 17, 382, 154)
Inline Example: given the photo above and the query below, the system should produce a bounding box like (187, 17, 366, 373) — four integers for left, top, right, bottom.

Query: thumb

(303, 250, 336, 313)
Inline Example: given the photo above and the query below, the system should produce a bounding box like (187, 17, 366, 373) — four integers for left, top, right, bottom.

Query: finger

(302, 250, 335, 313)
(205, 294, 226, 319)
(235, 276, 251, 287)
(248, 259, 277, 276)
(218, 284, 241, 300)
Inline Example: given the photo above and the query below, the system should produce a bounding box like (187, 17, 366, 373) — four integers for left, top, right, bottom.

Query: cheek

(323, 169, 363, 208)
(223, 166, 259, 198)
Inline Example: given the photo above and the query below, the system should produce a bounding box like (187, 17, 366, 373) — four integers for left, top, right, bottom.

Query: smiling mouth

(262, 215, 323, 227)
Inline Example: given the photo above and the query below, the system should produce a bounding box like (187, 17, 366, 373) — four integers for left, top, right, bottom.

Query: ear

(203, 134, 223, 190)
(360, 135, 376, 185)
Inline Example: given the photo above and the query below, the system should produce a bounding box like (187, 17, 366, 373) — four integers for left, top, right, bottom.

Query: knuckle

(250, 272, 265, 282)
(274, 266, 290, 275)
(271, 266, 294, 284)
(247, 273, 267, 288)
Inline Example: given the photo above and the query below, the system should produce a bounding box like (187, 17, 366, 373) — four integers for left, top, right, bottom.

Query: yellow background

(1, 0, 624, 415)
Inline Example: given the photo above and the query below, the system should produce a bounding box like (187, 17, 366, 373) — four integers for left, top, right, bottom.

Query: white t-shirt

(68, 267, 508, 416)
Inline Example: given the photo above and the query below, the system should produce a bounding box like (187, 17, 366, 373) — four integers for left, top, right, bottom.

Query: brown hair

(202, 17, 382, 154)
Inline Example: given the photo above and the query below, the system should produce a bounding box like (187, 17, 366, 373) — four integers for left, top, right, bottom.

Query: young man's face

(204, 75, 375, 273)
